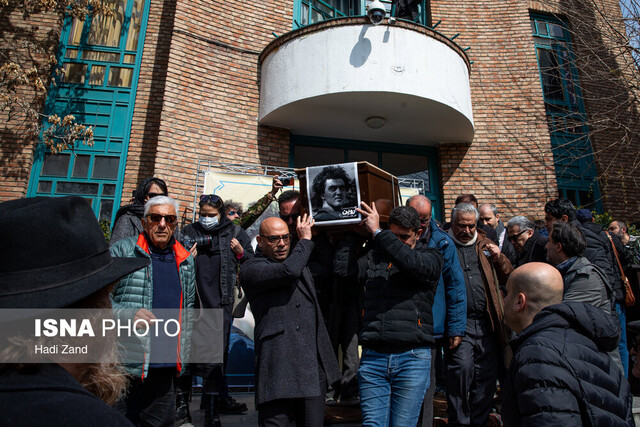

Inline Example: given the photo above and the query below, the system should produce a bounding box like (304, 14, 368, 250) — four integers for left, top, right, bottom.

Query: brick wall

(123, 0, 293, 216)
(0, 8, 62, 201)
(432, 0, 558, 221)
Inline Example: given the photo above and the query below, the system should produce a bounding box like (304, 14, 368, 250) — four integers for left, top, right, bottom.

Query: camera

(182, 234, 212, 250)
(278, 176, 292, 186)
(367, 0, 386, 25)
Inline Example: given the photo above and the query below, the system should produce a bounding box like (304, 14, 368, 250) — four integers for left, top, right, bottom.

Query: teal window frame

(293, 0, 431, 29)
(290, 135, 442, 221)
(531, 12, 602, 211)
(27, 0, 151, 224)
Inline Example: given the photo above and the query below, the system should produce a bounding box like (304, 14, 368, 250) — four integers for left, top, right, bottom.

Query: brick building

(1, 0, 638, 225)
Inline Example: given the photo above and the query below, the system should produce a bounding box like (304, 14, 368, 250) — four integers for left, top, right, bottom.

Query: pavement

(185, 392, 363, 426)
(181, 392, 640, 426)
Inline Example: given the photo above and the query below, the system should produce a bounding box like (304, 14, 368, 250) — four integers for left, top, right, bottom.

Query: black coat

(502, 302, 632, 426)
(576, 220, 624, 302)
(0, 364, 133, 426)
(358, 230, 444, 352)
(515, 231, 547, 267)
(239, 239, 340, 406)
(182, 218, 253, 306)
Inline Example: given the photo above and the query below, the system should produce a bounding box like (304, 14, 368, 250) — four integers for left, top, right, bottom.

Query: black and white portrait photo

(306, 162, 361, 225)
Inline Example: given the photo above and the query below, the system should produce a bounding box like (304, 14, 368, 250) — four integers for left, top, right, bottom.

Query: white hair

(451, 203, 478, 223)
(144, 196, 180, 217)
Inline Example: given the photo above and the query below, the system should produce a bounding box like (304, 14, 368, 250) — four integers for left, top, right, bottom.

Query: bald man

(502, 263, 632, 426)
(239, 215, 340, 427)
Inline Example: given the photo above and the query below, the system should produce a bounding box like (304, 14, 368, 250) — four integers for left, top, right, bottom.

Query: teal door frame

(27, 0, 151, 223)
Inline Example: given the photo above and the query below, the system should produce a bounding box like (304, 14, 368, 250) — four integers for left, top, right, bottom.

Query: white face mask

(199, 215, 219, 230)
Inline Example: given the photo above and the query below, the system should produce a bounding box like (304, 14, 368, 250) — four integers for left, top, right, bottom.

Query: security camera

(367, 0, 386, 25)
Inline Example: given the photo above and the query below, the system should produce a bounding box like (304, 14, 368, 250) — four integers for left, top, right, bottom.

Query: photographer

(178, 194, 254, 426)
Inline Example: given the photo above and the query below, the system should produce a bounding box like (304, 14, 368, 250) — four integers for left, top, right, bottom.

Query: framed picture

(306, 162, 361, 226)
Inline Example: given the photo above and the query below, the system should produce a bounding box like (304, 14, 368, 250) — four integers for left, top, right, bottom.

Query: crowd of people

(1, 173, 640, 427)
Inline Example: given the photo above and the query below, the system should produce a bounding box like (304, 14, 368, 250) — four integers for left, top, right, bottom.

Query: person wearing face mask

(178, 194, 254, 426)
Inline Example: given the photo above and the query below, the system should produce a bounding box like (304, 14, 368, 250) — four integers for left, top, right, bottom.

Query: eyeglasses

(280, 213, 300, 222)
(146, 214, 177, 225)
(227, 211, 240, 217)
(260, 234, 291, 244)
(508, 229, 528, 242)
(146, 192, 165, 199)
(200, 194, 222, 204)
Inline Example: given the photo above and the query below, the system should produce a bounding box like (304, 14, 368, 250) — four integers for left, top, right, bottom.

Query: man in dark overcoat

(240, 214, 340, 426)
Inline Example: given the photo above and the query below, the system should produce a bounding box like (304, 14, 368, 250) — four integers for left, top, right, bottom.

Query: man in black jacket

(506, 216, 548, 267)
(502, 263, 632, 426)
(355, 203, 444, 426)
(239, 214, 340, 427)
(545, 198, 629, 376)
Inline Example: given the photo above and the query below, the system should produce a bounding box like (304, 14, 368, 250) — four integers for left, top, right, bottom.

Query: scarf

(448, 228, 478, 247)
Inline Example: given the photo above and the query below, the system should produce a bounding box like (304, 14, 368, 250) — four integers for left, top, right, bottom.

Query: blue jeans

(358, 347, 431, 427)
(615, 302, 629, 378)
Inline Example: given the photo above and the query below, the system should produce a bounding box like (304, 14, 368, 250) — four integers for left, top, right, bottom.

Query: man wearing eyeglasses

(506, 216, 548, 267)
(239, 215, 340, 427)
(109, 195, 196, 426)
(446, 203, 513, 427)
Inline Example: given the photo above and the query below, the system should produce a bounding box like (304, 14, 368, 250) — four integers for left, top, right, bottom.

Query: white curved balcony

(258, 17, 474, 145)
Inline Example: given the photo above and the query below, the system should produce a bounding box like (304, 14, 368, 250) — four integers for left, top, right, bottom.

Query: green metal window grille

(531, 13, 602, 210)
(293, 0, 432, 29)
(27, 0, 150, 225)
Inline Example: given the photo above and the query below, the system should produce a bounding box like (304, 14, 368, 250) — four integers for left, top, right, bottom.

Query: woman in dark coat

(109, 177, 168, 246)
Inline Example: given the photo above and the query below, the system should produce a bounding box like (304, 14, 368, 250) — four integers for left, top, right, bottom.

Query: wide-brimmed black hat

(0, 196, 149, 309)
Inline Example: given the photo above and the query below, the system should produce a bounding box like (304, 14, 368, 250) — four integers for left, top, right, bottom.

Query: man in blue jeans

(355, 203, 444, 426)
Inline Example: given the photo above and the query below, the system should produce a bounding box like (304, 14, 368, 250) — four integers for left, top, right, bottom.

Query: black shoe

(217, 395, 248, 414)
(175, 392, 192, 426)
(204, 394, 222, 427)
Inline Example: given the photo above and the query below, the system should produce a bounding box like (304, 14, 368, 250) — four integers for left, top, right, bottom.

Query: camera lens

(370, 10, 384, 24)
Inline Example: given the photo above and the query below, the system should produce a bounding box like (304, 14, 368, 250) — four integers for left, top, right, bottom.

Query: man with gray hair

(507, 215, 548, 267)
(446, 203, 513, 426)
(478, 203, 516, 266)
(110, 195, 197, 426)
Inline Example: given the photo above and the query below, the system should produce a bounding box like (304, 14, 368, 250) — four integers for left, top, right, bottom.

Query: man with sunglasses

(240, 215, 340, 427)
(446, 203, 513, 427)
(109, 195, 196, 426)
(506, 216, 548, 267)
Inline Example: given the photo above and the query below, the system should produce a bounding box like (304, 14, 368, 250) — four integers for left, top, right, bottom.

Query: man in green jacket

(110, 195, 196, 427)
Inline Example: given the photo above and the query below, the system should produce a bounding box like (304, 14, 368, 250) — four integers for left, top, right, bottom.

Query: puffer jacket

(575, 220, 623, 302)
(562, 256, 613, 314)
(425, 221, 467, 338)
(358, 230, 444, 352)
(502, 302, 633, 426)
(109, 234, 196, 379)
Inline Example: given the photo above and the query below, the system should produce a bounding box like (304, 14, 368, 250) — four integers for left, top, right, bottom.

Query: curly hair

(310, 165, 353, 210)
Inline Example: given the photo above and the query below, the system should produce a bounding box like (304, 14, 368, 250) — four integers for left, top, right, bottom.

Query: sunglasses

(146, 214, 177, 225)
(227, 210, 240, 216)
(200, 194, 222, 204)
(260, 234, 292, 244)
(508, 229, 528, 242)
(146, 192, 165, 199)
(280, 213, 300, 222)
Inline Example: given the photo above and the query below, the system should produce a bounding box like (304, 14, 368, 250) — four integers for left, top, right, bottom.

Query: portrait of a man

(307, 163, 360, 224)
